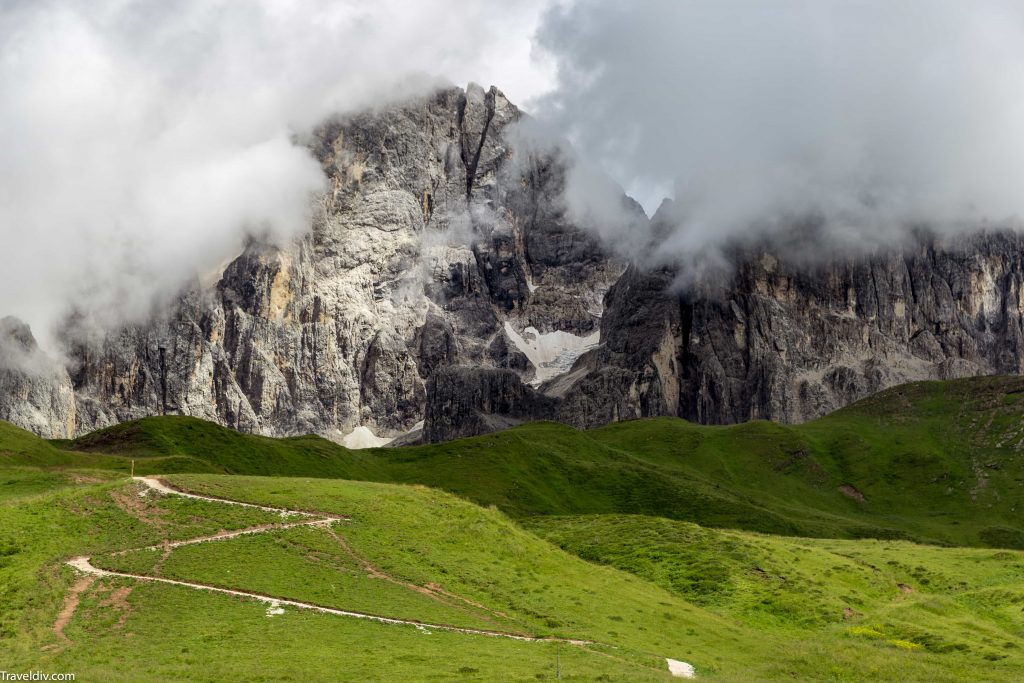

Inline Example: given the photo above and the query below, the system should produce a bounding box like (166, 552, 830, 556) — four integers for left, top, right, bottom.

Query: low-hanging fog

(532, 0, 1024, 262)
(4, 0, 1024, 350)
(0, 0, 552, 347)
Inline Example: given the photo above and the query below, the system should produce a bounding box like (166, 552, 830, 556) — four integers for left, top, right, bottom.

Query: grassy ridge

(3, 414, 1024, 679)
(152, 474, 1024, 681)
(43, 581, 670, 682)
(526, 514, 1024, 666)
(5, 375, 1023, 547)
(5, 473, 1020, 681)
(161, 475, 748, 667)
(0, 475, 677, 680)
(0, 472, 294, 649)
(50, 415, 380, 477)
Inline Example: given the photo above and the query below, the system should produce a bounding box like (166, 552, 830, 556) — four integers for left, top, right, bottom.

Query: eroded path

(133, 477, 323, 515)
(66, 556, 590, 643)
(64, 476, 698, 677)
(66, 477, 593, 645)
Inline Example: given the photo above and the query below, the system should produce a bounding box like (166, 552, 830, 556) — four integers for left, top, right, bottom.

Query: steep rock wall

(42, 85, 620, 440)
(550, 232, 1024, 429)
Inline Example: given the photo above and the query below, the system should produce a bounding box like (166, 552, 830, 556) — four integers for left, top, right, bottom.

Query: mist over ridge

(532, 0, 1024, 266)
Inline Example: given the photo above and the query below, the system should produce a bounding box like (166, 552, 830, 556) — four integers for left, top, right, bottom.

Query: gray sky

(534, 0, 1024, 258)
(0, 0, 553, 345)
(4, 0, 1024, 346)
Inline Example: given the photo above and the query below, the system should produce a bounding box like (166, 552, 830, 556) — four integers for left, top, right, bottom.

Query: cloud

(11, 0, 1021, 348)
(505, 116, 651, 256)
(532, 0, 1024, 261)
(0, 0, 555, 346)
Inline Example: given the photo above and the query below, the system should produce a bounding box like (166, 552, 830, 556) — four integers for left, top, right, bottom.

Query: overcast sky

(535, 0, 1024, 260)
(4, 0, 1024, 346)
(0, 0, 553, 344)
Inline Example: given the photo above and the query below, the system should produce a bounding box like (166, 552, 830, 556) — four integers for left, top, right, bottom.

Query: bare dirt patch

(151, 541, 173, 576)
(110, 486, 169, 528)
(66, 473, 105, 486)
(838, 484, 866, 502)
(98, 585, 134, 629)
(52, 574, 97, 643)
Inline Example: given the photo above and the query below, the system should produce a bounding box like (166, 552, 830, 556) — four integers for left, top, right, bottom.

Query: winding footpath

(67, 477, 593, 644)
(66, 476, 695, 677)
(66, 556, 586, 642)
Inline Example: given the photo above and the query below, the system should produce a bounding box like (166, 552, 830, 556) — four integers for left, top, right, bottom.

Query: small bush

(979, 527, 1024, 549)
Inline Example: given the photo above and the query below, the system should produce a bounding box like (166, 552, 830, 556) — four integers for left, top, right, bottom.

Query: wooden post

(131, 459, 135, 478)
(556, 643, 561, 680)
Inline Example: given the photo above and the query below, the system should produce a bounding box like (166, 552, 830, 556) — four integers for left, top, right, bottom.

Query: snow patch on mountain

(503, 322, 600, 386)
(342, 426, 393, 449)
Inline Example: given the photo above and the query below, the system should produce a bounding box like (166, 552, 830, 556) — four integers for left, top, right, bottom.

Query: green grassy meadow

(3, 376, 1024, 680)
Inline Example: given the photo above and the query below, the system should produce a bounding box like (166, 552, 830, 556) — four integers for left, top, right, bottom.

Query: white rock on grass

(666, 658, 696, 678)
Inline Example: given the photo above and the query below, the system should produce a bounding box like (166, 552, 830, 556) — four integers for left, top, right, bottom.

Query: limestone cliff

(0, 317, 76, 439)
(47, 84, 620, 442)
(5, 85, 1024, 445)
(517, 231, 1024, 434)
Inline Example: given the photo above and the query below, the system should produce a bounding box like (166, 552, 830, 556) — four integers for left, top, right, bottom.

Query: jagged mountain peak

(2, 85, 618, 444)
(5, 87, 1024, 445)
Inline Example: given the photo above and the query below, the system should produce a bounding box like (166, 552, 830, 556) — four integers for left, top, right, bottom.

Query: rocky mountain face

(6, 84, 622, 443)
(4, 85, 1024, 444)
(0, 317, 76, 439)
(545, 230, 1024, 430)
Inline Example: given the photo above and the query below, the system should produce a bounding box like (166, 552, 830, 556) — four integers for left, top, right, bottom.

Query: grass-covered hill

(3, 469, 1023, 681)
(7, 375, 1024, 547)
(526, 513, 1024, 664)
(4, 375, 1024, 680)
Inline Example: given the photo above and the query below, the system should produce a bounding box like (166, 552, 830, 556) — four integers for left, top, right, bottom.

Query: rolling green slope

(3, 472, 1022, 681)
(51, 415, 380, 477)
(0, 475, 678, 680)
(0, 420, 76, 464)
(5, 375, 1024, 680)
(526, 514, 1024, 664)
(5, 375, 1024, 546)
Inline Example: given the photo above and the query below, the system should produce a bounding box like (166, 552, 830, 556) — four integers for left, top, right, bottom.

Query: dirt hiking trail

(64, 476, 695, 677)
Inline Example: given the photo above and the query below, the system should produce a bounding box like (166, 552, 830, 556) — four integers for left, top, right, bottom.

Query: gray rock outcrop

(5, 84, 1024, 444)
(546, 230, 1024, 429)
(0, 317, 76, 439)
(22, 84, 620, 442)
(423, 366, 557, 443)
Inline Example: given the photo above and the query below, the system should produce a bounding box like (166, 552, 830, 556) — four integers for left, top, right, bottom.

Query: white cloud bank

(532, 0, 1024, 259)
(0, 0, 554, 344)
(7, 0, 1024, 346)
